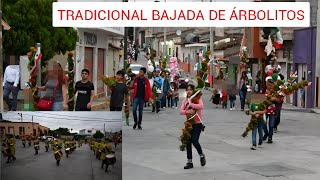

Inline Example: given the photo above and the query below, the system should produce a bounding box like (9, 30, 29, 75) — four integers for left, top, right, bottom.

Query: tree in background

(49, 128, 71, 137)
(93, 131, 104, 139)
(2, 0, 77, 69)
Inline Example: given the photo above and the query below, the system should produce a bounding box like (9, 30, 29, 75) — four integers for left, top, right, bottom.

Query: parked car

(130, 64, 143, 75)
(41, 136, 55, 141)
(176, 70, 189, 88)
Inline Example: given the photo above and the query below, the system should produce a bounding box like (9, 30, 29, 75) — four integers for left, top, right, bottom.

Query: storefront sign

(84, 32, 97, 46)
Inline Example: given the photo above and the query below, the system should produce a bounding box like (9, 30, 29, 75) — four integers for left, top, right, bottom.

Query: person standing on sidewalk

(130, 67, 152, 130)
(37, 61, 68, 111)
(238, 71, 248, 111)
(180, 84, 206, 169)
(109, 70, 128, 111)
(3, 60, 20, 111)
(75, 69, 95, 111)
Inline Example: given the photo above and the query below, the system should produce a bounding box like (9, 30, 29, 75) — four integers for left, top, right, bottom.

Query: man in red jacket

(130, 67, 152, 130)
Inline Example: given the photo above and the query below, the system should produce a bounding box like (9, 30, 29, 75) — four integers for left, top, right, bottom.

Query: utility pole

(36, 43, 41, 86)
(209, 0, 214, 88)
(0, 0, 4, 112)
(104, 123, 106, 137)
(163, 27, 167, 62)
(123, 0, 128, 71)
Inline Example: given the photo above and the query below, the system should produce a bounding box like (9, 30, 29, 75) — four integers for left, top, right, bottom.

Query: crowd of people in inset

(3, 59, 96, 111)
(1, 132, 121, 171)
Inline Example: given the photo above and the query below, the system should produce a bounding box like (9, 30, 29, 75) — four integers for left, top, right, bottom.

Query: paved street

(1, 140, 122, 180)
(123, 88, 320, 180)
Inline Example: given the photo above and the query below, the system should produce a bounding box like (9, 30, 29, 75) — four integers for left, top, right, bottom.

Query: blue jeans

(132, 97, 145, 125)
(187, 123, 203, 160)
(3, 82, 19, 111)
(264, 114, 275, 139)
(239, 90, 247, 109)
(161, 93, 167, 108)
(171, 98, 178, 107)
(252, 122, 264, 146)
(52, 101, 63, 111)
(229, 100, 235, 109)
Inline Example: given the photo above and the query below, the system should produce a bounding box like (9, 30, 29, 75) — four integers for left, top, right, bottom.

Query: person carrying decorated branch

(130, 67, 153, 130)
(179, 84, 206, 169)
(263, 77, 280, 144)
(153, 68, 163, 112)
(249, 103, 266, 150)
(109, 70, 129, 111)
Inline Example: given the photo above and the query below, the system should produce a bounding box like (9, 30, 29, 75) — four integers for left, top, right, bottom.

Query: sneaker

(175, 107, 178, 109)
(258, 144, 263, 148)
(274, 128, 277, 133)
(232, 107, 235, 110)
(263, 134, 268, 141)
(133, 124, 137, 130)
(251, 145, 256, 150)
(138, 125, 142, 130)
(230, 108, 233, 111)
(184, 163, 194, 169)
(267, 139, 273, 144)
(172, 106, 175, 108)
(241, 109, 244, 111)
(200, 154, 206, 166)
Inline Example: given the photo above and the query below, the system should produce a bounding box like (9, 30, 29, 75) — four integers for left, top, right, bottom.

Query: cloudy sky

(59, 0, 255, 2)
(1, 111, 122, 133)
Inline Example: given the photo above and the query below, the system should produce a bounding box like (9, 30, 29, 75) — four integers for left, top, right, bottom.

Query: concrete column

(93, 47, 98, 96)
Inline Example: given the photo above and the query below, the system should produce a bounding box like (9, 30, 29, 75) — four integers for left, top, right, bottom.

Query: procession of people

(1, 134, 121, 171)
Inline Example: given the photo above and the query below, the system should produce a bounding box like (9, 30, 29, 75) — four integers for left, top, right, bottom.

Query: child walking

(249, 103, 266, 150)
(171, 82, 179, 108)
(229, 93, 236, 110)
(221, 90, 228, 109)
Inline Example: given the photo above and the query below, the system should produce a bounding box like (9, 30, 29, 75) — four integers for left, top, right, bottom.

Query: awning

(2, 19, 11, 30)
(108, 43, 122, 50)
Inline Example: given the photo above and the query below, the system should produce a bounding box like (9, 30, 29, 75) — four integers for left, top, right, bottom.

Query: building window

(88, 130, 92, 133)
(8, 127, 14, 135)
(19, 127, 25, 136)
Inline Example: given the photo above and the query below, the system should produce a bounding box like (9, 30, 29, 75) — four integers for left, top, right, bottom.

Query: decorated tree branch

(148, 49, 157, 106)
(241, 77, 310, 138)
(66, 51, 75, 111)
(197, 50, 211, 88)
(27, 47, 41, 109)
(180, 89, 202, 151)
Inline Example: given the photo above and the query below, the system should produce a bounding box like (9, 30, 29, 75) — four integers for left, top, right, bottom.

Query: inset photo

(0, 111, 122, 180)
